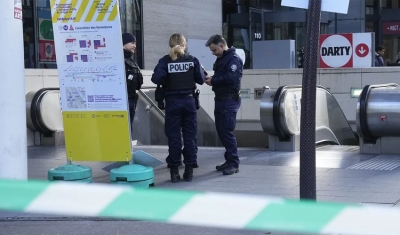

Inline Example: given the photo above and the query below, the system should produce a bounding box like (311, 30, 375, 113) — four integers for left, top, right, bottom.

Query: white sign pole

(281, 0, 350, 14)
(0, 0, 27, 180)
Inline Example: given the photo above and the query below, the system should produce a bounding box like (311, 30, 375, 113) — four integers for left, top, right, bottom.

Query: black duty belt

(215, 93, 240, 101)
(166, 93, 193, 99)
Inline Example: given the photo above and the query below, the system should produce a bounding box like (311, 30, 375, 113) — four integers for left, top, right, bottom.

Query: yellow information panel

(51, 0, 132, 162)
(63, 111, 131, 161)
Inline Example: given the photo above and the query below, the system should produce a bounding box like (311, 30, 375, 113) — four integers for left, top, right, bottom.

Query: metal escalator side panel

(260, 88, 276, 135)
(26, 91, 37, 131)
(279, 88, 302, 136)
(362, 85, 400, 137)
(315, 126, 340, 145)
(137, 89, 165, 117)
(356, 83, 398, 142)
(132, 89, 167, 145)
(260, 85, 302, 138)
(261, 85, 357, 146)
(196, 104, 222, 147)
(357, 85, 373, 141)
(273, 86, 288, 139)
(316, 87, 358, 145)
(135, 88, 221, 147)
(39, 90, 63, 132)
(29, 88, 60, 134)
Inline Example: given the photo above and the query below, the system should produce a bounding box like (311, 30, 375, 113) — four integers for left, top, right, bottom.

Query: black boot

(170, 167, 180, 183)
(183, 165, 193, 182)
(222, 165, 239, 175)
(216, 161, 230, 171)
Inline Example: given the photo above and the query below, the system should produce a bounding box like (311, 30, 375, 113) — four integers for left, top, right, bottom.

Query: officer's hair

(205, 34, 227, 47)
(169, 33, 186, 61)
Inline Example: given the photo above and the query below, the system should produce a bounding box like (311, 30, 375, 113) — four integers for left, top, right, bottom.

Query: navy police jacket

(151, 54, 206, 95)
(211, 47, 243, 96)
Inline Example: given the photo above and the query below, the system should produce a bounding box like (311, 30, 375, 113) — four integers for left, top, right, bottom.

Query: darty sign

(319, 33, 374, 68)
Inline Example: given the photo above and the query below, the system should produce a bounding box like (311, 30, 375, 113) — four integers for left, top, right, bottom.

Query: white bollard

(0, 0, 27, 179)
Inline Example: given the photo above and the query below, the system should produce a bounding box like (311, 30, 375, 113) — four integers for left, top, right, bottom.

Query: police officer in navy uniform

(122, 33, 143, 136)
(151, 33, 206, 183)
(205, 34, 242, 175)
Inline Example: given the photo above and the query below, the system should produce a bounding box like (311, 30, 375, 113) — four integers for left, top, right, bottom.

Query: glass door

(249, 8, 263, 68)
(383, 36, 398, 64)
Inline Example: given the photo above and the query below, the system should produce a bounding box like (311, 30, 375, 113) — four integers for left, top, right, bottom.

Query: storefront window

(23, 0, 35, 68)
(381, 0, 400, 9)
(36, 0, 57, 68)
(120, 0, 143, 68)
(224, 0, 329, 69)
(22, 0, 143, 69)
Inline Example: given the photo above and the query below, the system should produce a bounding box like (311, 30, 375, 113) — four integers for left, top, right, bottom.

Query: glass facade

(223, 0, 400, 67)
(223, 0, 329, 69)
(379, 0, 400, 64)
(22, 0, 143, 69)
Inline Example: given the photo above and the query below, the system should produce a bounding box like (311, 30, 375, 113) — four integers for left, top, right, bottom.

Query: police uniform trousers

(128, 93, 139, 137)
(165, 95, 198, 167)
(214, 97, 241, 168)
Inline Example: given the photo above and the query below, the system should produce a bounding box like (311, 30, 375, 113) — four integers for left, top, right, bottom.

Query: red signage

(14, 1, 22, 20)
(319, 34, 353, 68)
(319, 33, 372, 68)
(355, 43, 369, 58)
(382, 22, 400, 35)
(14, 7, 22, 19)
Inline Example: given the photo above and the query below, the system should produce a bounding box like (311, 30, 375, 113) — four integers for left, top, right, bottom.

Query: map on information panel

(65, 87, 87, 109)
(52, 3, 128, 112)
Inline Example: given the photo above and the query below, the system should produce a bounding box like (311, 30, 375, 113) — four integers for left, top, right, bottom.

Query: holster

(155, 84, 166, 110)
(194, 89, 200, 110)
(232, 92, 240, 101)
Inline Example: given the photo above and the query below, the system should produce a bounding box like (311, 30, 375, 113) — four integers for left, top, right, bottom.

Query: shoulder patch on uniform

(231, 64, 237, 71)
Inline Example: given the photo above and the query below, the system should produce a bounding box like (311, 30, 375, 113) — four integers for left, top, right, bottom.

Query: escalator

(133, 87, 222, 146)
(26, 88, 63, 136)
(26, 87, 224, 147)
(260, 85, 358, 151)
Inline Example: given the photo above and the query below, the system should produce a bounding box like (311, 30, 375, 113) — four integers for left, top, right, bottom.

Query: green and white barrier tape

(0, 179, 399, 235)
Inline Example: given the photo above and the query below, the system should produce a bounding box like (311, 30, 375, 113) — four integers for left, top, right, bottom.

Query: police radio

(194, 89, 200, 110)
(297, 48, 305, 68)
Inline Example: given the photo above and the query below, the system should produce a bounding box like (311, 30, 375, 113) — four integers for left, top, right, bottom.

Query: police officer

(205, 34, 242, 176)
(151, 33, 205, 183)
(122, 33, 143, 135)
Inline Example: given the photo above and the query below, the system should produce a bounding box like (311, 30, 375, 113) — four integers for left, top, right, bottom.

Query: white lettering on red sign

(14, 0, 22, 20)
(320, 35, 352, 68)
(14, 7, 22, 19)
(389, 25, 399, 31)
(355, 43, 369, 58)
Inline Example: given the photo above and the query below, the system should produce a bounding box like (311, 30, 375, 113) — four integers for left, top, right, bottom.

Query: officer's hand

(205, 76, 212, 86)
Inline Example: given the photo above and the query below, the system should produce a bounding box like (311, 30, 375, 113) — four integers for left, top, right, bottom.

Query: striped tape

(0, 179, 400, 235)
(51, 0, 119, 23)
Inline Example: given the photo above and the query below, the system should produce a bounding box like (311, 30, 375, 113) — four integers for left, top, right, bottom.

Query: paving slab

(2, 145, 400, 235)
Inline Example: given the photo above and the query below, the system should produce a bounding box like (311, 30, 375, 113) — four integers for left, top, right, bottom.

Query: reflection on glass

(25, 0, 142, 69)
(382, 37, 399, 64)
(119, 0, 143, 68)
(23, 1, 36, 68)
(36, 0, 57, 69)
(249, 10, 262, 68)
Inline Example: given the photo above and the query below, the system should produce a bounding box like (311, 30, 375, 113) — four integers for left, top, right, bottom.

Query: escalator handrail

(137, 89, 165, 117)
(358, 83, 399, 142)
(31, 88, 60, 134)
(273, 85, 331, 139)
(140, 86, 157, 89)
(273, 86, 289, 139)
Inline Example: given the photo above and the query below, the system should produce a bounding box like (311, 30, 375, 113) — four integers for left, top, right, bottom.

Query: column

(0, 0, 27, 179)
